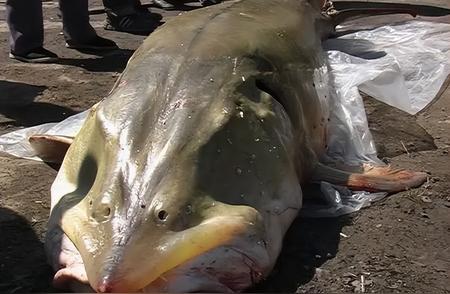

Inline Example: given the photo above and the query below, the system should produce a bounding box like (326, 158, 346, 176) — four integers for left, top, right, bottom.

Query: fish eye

(101, 207, 111, 217)
(157, 210, 168, 221)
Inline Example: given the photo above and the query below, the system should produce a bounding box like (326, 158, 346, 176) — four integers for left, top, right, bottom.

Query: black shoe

(104, 12, 159, 34)
(65, 35, 118, 51)
(9, 47, 58, 63)
(153, 0, 176, 10)
(199, 0, 222, 6)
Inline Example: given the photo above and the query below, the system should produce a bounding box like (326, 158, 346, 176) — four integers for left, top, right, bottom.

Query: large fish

(31, 0, 426, 292)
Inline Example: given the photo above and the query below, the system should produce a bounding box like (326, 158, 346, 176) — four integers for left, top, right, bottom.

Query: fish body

(41, 0, 425, 292)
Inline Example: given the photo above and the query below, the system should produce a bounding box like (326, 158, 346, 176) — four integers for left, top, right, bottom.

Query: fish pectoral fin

(312, 163, 428, 193)
(29, 134, 74, 163)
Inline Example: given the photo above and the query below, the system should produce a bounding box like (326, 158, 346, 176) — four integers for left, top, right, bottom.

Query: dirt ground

(0, 1, 449, 293)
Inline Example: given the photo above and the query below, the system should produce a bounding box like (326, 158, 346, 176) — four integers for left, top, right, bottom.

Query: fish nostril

(157, 210, 168, 221)
(91, 203, 112, 223)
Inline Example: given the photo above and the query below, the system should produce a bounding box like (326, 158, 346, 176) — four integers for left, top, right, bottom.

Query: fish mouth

(91, 215, 254, 292)
(143, 246, 265, 293)
(54, 213, 261, 293)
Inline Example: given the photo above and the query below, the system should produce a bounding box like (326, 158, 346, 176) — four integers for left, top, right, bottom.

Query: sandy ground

(0, 1, 449, 293)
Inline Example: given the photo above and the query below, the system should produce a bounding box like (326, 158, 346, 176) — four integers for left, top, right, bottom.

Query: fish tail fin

(312, 163, 427, 193)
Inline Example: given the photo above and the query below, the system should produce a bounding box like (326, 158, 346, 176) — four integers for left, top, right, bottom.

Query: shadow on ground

(0, 102, 77, 127)
(0, 80, 46, 107)
(252, 214, 352, 292)
(363, 95, 437, 158)
(57, 49, 135, 72)
(0, 207, 54, 293)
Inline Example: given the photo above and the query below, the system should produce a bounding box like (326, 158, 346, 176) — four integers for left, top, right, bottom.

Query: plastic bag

(302, 20, 450, 217)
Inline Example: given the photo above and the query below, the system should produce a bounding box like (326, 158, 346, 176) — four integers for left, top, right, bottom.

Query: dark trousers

(6, 0, 96, 55)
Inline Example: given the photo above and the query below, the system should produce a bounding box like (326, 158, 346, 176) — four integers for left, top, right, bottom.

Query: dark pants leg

(102, 0, 142, 16)
(6, 0, 44, 55)
(59, 0, 97, 43)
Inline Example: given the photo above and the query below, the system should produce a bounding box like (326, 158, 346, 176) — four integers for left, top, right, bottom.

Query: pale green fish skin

(46, 0, 334, 292)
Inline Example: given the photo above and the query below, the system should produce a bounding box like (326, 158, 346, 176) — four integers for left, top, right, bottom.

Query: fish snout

(92, 262, 135, 293)
(96, 279, 113, 293)
(95, 276, 121, 293)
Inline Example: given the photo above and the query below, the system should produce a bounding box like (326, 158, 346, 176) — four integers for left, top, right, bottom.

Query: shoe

(9, 47, 58, 63)
(199, 0, 222, 6)
(153, 0, 176, 10)
(104, 12, 159, 34)
(65, 35, 118, 50)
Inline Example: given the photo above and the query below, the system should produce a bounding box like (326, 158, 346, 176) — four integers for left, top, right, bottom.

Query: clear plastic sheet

(300, 182, 387, 218)
(0, 20, 449, 217)
(303, 20, 450, 217)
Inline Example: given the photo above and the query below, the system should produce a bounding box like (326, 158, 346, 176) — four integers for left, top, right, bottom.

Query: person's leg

(103, 0, 160, 34)
(6, 0, 58, 63)
(6, 0, 43, 55)
(58, 0, 97, 44)
(59, 0, 117, 50)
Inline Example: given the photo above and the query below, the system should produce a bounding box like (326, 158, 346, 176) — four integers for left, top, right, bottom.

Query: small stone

(405, 208, 414, 214)
(314, 268, 330, 280)
(421, 196, 432, 203)
(420, 212, 430, 218)
(351, 279, 360, 288)
(411, 260, 426, 267)
(387, 284, 399, 289)
(430, 177, 439, 183)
